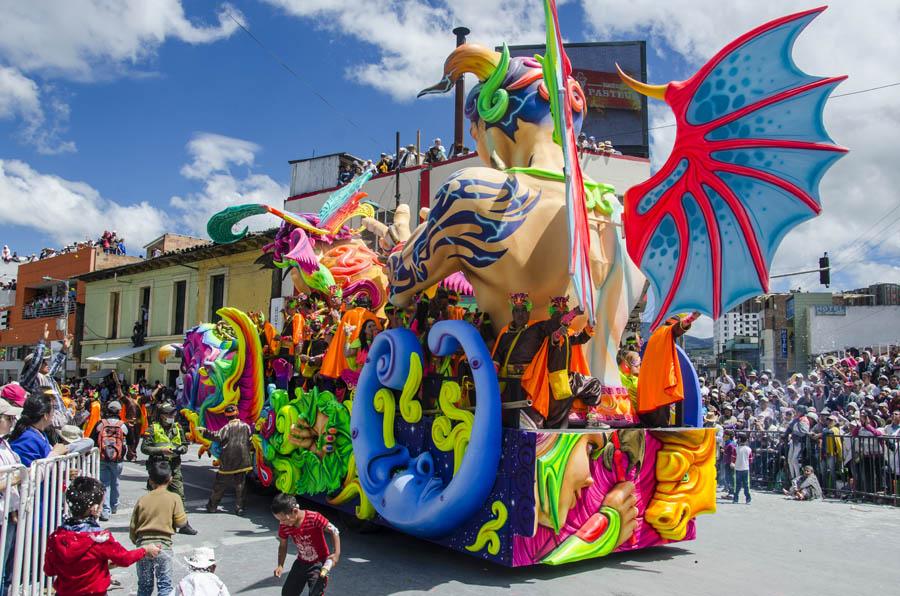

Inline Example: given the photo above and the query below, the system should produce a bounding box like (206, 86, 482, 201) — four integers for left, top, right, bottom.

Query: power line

(599, 80, 900, 141)
(225, 11, 381, 148)
(831, 81, 900, 98)
(831, 206, 900, 275)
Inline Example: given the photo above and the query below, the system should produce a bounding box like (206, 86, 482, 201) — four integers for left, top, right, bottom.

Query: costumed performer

(521, 296, 604, 429)
(200, 404, 254, 515)
(636, 312, 698, 427)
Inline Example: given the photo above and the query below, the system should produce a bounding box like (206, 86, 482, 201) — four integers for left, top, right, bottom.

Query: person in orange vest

(446, 290, 467, 321)
(520, 296, 603, 429)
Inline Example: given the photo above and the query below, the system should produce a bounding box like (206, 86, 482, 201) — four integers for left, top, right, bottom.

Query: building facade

(0, 247, 140, 382)
(78, 233, 276, 385)
(758, 293, 793, 379)
(713, 307, 761, 356)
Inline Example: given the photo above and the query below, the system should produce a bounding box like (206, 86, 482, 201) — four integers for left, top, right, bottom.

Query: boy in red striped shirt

(272, 493, 341, 596)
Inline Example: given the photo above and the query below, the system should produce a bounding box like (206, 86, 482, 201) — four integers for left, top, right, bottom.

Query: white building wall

(808, 305, 900, 354)
(713, 311, 760, 355)
(284, 152, 652, 223)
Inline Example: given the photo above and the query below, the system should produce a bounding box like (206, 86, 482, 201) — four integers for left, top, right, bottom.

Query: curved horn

(615, 63, 668, 101)
(418, 44, 502, 97)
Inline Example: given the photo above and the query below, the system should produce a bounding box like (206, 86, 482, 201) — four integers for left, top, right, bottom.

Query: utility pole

(452, 26, 470, 152)
(394, 131, 401, 208)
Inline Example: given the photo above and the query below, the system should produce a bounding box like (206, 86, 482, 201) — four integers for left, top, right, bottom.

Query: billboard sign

(506, 41, 649, 158)
(780, 328, 788, 358)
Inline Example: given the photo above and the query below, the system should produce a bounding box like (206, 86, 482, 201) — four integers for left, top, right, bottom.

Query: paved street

(106, 447, 899, 595)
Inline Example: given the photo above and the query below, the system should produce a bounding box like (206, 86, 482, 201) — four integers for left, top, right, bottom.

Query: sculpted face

(645, 430, 717, 541)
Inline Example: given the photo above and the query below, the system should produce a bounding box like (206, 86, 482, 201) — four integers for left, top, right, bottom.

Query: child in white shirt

(178, 547, 230, 596)
(731, 434, 754, 504)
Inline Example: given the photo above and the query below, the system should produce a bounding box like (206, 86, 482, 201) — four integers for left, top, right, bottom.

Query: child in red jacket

(44, 476, 160, 595)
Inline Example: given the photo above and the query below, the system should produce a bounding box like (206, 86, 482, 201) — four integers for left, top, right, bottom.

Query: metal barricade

(0, 463, 26, 593)
(8, 448, 100, 596)
(720, 430, 900, 506)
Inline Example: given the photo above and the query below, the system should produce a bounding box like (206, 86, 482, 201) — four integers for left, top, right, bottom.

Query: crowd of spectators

(2, 230, 126, 266)
(337, 137, 473, 187)
(699, 346, 900, 500)
(99, 231, 126, 255)
(577, 133, 622, 155)
(23, 289, 77, 319)
(0, 278, 15, 291)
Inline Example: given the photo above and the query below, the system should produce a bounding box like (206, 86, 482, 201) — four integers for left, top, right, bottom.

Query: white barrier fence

(0, 448, 100, 595)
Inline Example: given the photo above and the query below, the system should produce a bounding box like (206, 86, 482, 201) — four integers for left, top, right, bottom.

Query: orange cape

(448, 305, 467, 321)
(520, 329, 590, 419)
(320, 308, 382, 378)
(637, 324, 683, 413)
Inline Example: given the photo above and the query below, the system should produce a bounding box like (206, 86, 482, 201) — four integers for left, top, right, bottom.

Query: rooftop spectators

(424, 138, 447, 164)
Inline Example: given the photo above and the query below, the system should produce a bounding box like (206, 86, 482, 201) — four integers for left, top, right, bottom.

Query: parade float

(179, 4, 844, 566)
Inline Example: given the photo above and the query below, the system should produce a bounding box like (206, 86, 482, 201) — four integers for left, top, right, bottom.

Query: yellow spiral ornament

(465, 501, 508, 555)
(431, 381, 473, 476)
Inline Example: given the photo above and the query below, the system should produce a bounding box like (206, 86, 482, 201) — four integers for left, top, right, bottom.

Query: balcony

(22, 301, 75, 320)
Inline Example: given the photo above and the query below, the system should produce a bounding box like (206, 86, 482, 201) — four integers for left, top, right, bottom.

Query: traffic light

(819, 252, 830, 287)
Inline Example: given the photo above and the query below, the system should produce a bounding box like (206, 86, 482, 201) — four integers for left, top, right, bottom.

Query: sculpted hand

(601, 481, 638, 548)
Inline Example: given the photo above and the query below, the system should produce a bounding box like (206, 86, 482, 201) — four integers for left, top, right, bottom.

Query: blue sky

(1, 1, 898, 336)
(0, 1, 694, 257)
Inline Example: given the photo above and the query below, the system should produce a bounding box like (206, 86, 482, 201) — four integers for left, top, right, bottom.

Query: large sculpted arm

(387, 167, 541, 308)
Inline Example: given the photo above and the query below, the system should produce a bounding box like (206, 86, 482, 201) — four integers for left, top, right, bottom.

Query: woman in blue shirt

(9, 396, 67, 467)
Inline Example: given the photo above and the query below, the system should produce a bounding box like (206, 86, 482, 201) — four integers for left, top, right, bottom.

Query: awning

(86, 344, 156, 362)
(85, 368, 116, 381)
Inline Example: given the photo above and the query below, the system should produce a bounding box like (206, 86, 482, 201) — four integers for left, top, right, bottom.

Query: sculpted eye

(681, 472, 690, 483)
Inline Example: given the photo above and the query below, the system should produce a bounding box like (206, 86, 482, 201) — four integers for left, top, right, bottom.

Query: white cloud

(180, 133, 261, 180)
(0, 131, 286, 251)
(0, 66, 39, 120)
(263, 0, 556, 101)
(171, 133, 288, 236)
(0, 159, 168, 249)
(0, 66, 75, 155)
(581, 1, 900, 293)
(0, 1, 240, 80)
(0, 1, 241, 153)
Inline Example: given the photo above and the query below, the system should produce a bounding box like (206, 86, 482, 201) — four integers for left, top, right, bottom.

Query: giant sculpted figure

(387, 45, 644, 385)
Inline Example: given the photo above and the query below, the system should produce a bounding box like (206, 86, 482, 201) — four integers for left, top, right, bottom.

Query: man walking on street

(93, 400, 127, 521)
(201, 404, 253, 515)
(141, 402, 197, 535)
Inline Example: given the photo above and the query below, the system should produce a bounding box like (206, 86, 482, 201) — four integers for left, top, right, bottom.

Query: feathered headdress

(508, 292, 533, 312)
(548, 295, 570, 315)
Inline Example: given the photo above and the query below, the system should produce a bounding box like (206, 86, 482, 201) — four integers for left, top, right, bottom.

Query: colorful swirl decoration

(178, 308, 264, 460)
(351, 321, 502, 538)
(262, 385, 353, 496)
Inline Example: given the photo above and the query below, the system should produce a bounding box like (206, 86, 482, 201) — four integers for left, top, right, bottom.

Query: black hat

(159, 402, 177, 415)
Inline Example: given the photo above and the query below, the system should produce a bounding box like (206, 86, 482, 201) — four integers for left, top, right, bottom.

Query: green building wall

(80, 265, 199, 384)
